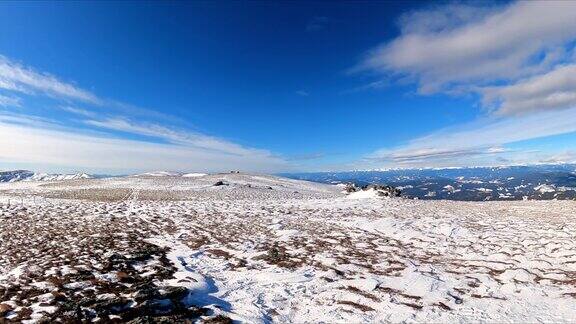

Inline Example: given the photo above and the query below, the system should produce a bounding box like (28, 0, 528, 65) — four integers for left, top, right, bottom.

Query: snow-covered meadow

(1, 173, 575, 323)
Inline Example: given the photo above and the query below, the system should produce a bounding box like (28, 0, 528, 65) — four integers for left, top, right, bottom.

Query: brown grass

(336, 300, 375, 312)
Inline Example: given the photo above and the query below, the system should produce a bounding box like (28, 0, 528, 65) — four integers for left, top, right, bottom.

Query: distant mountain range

(0, 170, 92, 183)
(282, 164, 576, 201)
(4, 165, 576, 201)
(0, 170, 212, 183)
(133, 171, 207, 177)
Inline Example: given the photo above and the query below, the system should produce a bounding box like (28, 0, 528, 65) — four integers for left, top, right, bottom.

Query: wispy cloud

(342, 80, 389, 94)
(286, 152, 326, 161)
(0, 55, 177, 122)
(0, 55, 101, 104)
(83, 117, 277, 158)
(367, 147, 510, 165)
(306, 16, 330, 32)
(539, 150, 576, 164)
(0, 94, 20, 107)
(0, 119, 289, 174)
(59, 106, 98, 118)
(0, 54, 291, 173)
(364, 107, 576, 168)
(0, 111, 62, 129)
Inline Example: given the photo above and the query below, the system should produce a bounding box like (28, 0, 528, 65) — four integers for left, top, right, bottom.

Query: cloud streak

(365, 107, 576, 168)
(306, 16, 330, 32)
(84, 117, 277, 158)
(0, 94, 20, 107)
(0, 55, 101, 104)
(368, 147, 509, 165)
(0, 117, 289, 174)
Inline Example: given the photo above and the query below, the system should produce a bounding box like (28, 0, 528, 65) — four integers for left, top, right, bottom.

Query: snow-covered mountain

(28, 173, 92, 181)
(1, 169, 208, 183)
(0, 170, 35, 183)
(0, 170, 92, 183)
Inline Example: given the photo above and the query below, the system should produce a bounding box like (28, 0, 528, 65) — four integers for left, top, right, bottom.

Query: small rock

(160, 286, 189, 301)
(16, 307, 33, 320)
(133, 284, 161, 302)
(116, 271, 130, 282)
(0, 303, 13, 316)
(91, 297, 129, 313)
(51, 290, 67, 302)
(362, 184, 401, 197)
(205, 315, 234, 324)
(344, 183, 360, 193)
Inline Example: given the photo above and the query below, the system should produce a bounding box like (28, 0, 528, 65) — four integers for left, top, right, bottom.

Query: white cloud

(0, 55, 178, 123)
(0, 118, 289, 174)
(364, 107, 576, 168)
(0, 94, 20, 107)
(0, 55, 100, 104)
(396, 4, 497, 35)
(342, 80, 389, 94)
(0, 111, 64, 129)
(352, 1, 576, 169)
(84, 117, 276, 157)
(539, 150, 576, 164)
(357, 1, 576, 97)
(369, 147, 507, 165)
(59, 106, 98, 118)
(482, 64, 576, 115)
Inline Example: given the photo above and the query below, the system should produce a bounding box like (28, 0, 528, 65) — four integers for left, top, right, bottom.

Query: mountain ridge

(0, 170, 92, 183)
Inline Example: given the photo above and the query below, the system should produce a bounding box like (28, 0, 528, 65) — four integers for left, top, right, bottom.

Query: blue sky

(0, 1, 575, 174)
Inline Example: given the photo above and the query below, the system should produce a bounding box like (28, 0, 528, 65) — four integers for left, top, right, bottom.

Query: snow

(134, 171, 182, 177)
(346, 188, 381, 199)
(1, 173, 575, 323)
(134, 171, 206, 178)
(0, 170, 92, 182)
(535, 184, 556, 193)
(182, 173, 207, 178)
(28, 172, 91, 181)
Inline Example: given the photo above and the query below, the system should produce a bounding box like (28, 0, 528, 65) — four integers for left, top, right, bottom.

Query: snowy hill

(133, 171, 211, 178)
(133, 171, 184, 177)
(0, 170, 92, 182)
(29, 172, 340, 201)
(0, 173, 575, 322)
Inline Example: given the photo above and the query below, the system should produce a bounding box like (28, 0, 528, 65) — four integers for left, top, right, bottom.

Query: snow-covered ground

(1, 173, 575, 323)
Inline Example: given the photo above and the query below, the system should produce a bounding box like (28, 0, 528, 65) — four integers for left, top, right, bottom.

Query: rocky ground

(1, 173, 575, 323)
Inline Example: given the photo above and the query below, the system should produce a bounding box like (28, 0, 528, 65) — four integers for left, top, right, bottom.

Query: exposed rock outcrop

(344, 183, 401, 197)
